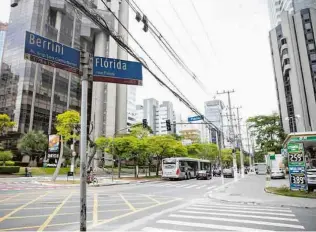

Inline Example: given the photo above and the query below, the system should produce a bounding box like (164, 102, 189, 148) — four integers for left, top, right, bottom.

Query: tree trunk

(156, 157, 160, 177)
(51, 137, 64, 182)
(118, 157, 121, 178)
(148, 160, 151, 177)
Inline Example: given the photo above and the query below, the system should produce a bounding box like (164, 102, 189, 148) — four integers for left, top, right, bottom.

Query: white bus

(162, 157, 211, 180)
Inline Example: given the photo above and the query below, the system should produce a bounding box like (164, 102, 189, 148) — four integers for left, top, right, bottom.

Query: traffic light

(166, 119, 171, 131)
(142, 119, 148, 128)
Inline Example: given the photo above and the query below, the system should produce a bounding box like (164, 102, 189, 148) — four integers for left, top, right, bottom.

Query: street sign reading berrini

(93, 57, 143, 86)
(24, 31, 80, 74)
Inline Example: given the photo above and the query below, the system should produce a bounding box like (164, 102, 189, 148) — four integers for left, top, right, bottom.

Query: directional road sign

(93, 57, 143, 86)
(24, 31, 80, 74)
(188, 115, 204, 122)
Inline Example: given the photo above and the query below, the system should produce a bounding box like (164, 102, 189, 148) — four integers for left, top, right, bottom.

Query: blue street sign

(188, 115, 204, 122)
(24, 31, 80, 74)
(93, 57, 143, 86)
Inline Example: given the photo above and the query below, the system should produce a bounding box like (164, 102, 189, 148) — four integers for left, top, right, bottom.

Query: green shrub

(0, 161, 15, 166)
(0, 166, 20, 174)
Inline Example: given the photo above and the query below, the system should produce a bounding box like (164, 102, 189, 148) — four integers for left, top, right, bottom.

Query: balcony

(282, 54, 289, 66)
(280, 43, 288, 52)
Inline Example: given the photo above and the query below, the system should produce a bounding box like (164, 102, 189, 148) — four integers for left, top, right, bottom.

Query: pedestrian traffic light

(166, 119, 171, 131)
(142, 119, 148, 128)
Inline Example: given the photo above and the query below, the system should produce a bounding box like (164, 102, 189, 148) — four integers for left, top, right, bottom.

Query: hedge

(0, 161, 15, 166)
(0, 166, 20, 174)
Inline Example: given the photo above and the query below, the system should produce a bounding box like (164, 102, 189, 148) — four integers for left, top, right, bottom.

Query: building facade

(269, 8, 316, 133)
(143, 98, 159, 133)
(135, 104, 143, 124)
(0, 22, 8, 68)
(155, 101, 176, 135)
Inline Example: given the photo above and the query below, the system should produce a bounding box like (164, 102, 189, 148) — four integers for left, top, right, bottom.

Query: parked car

(223, 168, 234, 178)
(213, 169, 221, 177)
(307, 169, 316, 192)
(196, 169, 212, 180)
(271, 168, 285, 179)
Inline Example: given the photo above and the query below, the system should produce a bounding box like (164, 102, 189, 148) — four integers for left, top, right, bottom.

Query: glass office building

(0, 0, 92, 134)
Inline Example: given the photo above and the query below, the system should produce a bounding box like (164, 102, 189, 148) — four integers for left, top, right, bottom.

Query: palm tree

(17, 130, 48, 166)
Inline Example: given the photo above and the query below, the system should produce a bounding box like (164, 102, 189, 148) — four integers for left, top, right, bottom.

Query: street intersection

(0, 176, 315, 231)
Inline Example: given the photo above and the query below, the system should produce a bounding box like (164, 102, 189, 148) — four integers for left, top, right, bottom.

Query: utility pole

(79, 50, 91, 232)
(217, 90, 237, 181)
(234, 106, 244, 178)
(246, 124, 252, 168)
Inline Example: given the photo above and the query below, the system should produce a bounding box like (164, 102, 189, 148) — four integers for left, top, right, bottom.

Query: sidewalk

(209, 174, 316, 208)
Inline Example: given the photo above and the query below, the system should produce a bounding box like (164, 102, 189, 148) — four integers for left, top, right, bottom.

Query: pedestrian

(28, 167, 32, 177)
(25, 167, 28, 177)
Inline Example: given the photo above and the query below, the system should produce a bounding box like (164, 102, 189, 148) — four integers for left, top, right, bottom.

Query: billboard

(24, 31, 80, 74)
(93, 57, 143, 85)
(46, 135, 61, 167)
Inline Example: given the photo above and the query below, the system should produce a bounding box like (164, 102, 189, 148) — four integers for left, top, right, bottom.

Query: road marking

(207, 186, 216, 190)
(0, 192, 48, 223)
(119, 194, 136, 211)
(37, 191, 74, 232)
(185, 185, 198, 189)
(208, 202, 290, 210)
(157, 220, 276, 232)
(187, 207, 296, 217)
(179, 210, 298, 222)
(0, 193, 21, 203)
(93, 193, 98, 225)
(193, 204, 292, 212)
(94, 198, 181, 228)
(142, 227, 181, 232)
(169, 214, 305, 229)
(142, 194, 160, 204)
(196, 184, 206, 189)
(179, 184, 190, 187)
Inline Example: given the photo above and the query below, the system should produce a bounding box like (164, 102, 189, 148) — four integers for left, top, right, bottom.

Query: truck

(254, 163, 267, 175)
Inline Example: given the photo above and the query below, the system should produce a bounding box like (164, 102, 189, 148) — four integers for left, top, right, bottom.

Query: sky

(0, 0, 277, 126)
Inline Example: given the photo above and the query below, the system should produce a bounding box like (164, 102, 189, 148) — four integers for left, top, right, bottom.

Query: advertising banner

(47, 135, 61, 167)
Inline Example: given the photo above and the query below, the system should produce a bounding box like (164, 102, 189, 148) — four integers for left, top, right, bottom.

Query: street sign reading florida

(93, 57, 143, 86)
(24, 31, 80, 74)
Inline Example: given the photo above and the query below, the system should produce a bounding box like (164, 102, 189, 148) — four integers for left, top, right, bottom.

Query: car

(271, 168, 285, 179)
(223, 168, 234, 178)
(196, 170, 212, 180)
(307, 169, 316, 192)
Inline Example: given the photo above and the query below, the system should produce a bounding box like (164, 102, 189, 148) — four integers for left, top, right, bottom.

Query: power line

(66, 0, 220, 132)
(189, 0, 216, 57)
(126, 0, 212, 95)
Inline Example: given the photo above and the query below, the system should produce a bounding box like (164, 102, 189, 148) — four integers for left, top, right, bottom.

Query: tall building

(0, 22, 8, 68)
(135, 104, 143, 124)
(269, 7, 316, 133)
(143, 98, 159, 133)
(155, 101, 176, 135)
(204, 100, 225, 144)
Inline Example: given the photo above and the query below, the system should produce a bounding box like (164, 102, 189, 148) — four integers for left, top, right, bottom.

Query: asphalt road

(0, 176, 315, 231)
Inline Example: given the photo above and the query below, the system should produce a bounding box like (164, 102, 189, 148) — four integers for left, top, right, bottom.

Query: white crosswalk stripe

(139, 201, 305, 231)
(142, 181, 217, 190)
(184, 185, 198, 188)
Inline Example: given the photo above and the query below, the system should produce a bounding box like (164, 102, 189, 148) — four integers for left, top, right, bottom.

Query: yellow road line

(0, 192, 48, 223)
(7, 209, 130, 219)
(119, 194, 136, 212)
(142, 194, 160, 204)
(94, 198, 181, 228)
(37, 192, 74, 232)
(93, 193, 98, 225)
(3, 225, 40, 231)
(0, 193, 22, 203)
(2, 221, 94, 231)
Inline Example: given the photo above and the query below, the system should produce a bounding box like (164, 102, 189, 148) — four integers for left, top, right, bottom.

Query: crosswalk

(0, 181, 74, 191)
(142, 181, 218, 190)
(140, 200, 305, 231)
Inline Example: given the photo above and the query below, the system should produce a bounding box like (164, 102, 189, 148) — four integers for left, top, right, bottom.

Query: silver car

(271, 168, 285, 179)
(307, 169, 316, 192)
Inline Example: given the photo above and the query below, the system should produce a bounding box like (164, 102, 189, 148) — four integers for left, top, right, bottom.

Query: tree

(247, 113, 286, 155)
(221, 148, 233, 167)
(52, 110, 80, 181)
(147, 135, 187, 176)
(17, 130, 48, 166)
(186, 143, 218, 161)
(0, 114, 15, 135)
(0, 150, 13, 166)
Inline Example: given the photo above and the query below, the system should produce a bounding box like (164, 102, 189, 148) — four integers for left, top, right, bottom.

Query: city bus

(161, 157, 211, 180)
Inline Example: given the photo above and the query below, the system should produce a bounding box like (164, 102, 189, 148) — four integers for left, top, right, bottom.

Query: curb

(91, 181, 131, 187)
(39, 182, 79, 187)
(208, 188, 316, 209)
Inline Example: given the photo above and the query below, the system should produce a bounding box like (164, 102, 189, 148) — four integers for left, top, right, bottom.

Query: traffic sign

(188, 115, 204, 122)
(24, 31, 80, 74)
(93, 57, 143, 86)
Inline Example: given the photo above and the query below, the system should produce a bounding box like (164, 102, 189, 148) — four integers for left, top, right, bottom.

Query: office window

(306, 33, 313, 41)
(308, 43, 315, 51)
(305, 23, 311, 30)
(311, 54, 316, 62)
